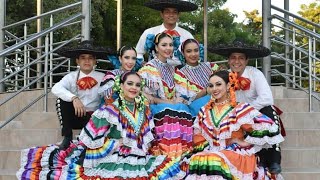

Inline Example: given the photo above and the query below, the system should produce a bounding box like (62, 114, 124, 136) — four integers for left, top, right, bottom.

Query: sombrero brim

(208, 46, 271, 59)
(57, 48, 112, 59)
(144, 0, 198, 12)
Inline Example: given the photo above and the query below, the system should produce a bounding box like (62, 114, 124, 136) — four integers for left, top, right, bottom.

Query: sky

(221, 0, 317, 23)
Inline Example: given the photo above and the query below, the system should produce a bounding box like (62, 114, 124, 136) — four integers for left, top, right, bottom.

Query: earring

(135, 96, 141, 104)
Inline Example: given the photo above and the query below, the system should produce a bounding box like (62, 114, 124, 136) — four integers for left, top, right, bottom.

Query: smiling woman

(98, 46, 138, 105)
(17, 71, 186, 179)
(185, 70, 284, 179)
(138, 33, 194, 159)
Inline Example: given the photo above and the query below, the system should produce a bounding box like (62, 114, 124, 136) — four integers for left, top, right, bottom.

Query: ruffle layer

(82, 105, 155, 154)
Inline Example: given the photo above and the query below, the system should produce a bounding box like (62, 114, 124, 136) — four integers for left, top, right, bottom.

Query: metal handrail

(0, 36, 80, 107)
(272, 52, 320, 82)
(0, 13, 82, 57)
(271, 5, 320, 28)
(268, 5, 320, 112)
(272, 14, 320, 38)
(271, 69, 320, 101)
(2, 2, 82, 30)
(0, 34, 81, 84)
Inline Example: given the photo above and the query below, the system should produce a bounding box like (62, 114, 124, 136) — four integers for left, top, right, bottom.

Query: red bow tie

(236, 76, 251, 90)
(163, 29, 180, 37)
(77, 76, 98, 90)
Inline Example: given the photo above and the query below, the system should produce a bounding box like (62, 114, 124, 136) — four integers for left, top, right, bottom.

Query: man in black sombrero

(209, 40, 284, 175)
(136, 0, 198, 66)
(52, 40, 109, 150)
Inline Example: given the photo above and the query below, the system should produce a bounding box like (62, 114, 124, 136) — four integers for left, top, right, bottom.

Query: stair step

(281, 147, 320, 168)
(0, 112, 59, 129)
(282, 129, 320, 147)
(0, 150, 20, 170)
(0, 129, 62, 149)
(0, 169, 17, 180)
(0, 121, 22, 129)
(271, 86, 308, 99)
(21, 112, 60, 128)
(283, 88, 309, 98)
(274, 98, 309, 112)
(281, 112, 320, 129)
(0, 96, 57, 122)
(281, 168, 320, 180)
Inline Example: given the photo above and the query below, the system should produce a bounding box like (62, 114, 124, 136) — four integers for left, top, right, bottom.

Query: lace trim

(83, 155, 182, 178)
(186, 174, 227, 180)
(215, 151, 255, 180)
(40, 145, 58, 167)
(139, 69, 167, 100)
(245, 134, 284, 146)
(251, 122, 278, 131)
(98, 80, 114, 97)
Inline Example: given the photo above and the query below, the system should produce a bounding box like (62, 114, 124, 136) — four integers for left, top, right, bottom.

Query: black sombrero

(144, 0, 198, 12)
(57, 40, 112, 59)
(208, 40, 271, 59)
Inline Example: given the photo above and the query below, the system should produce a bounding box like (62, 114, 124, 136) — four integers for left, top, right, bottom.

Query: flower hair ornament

(144, 34, 156, 54)
(228, 72, 239, 107)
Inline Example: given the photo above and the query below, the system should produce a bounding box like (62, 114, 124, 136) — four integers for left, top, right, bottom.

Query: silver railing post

(262, 0, 271, 84)
(308, 37, 313, 112)
(0, 0, 5, 92)
(284, 0, 290, 87)
(82, 0, 91, 40)
(50, 15, 54, 87)
(44, 35, 49, 112)
(36, 0, 43, 88)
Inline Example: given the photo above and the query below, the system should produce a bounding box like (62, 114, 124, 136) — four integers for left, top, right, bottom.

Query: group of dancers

(16, 0, 285, 179)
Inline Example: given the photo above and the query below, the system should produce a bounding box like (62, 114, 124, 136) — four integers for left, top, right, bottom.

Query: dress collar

(185, 62, 200, 69)
(154, 56, 168, 65)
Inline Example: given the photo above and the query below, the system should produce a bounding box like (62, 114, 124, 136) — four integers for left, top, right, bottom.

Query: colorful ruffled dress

(175, 62, 219, 116)
(16, 100, 184, 180)
(138, 58, 193, 158)
(185, 102, 284, 180)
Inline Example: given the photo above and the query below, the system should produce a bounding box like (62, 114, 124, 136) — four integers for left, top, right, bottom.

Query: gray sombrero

(57, 40, 112, 59)
(208, 40, 271, 59)
(144, 0, 198, 12)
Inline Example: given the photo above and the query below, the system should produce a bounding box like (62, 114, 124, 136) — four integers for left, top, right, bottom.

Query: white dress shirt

(236, 66, 274, 110)
(51, 70, 104, 112)
(136, 23, 193, 64)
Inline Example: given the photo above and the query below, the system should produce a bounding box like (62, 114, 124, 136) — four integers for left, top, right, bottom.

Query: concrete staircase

(0, 90, 60, 180)
(272, 86, 320, 179)
(0, 87, 320, 179)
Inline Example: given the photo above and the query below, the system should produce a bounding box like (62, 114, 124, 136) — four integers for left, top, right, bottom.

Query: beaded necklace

(119, 100, 145, 135)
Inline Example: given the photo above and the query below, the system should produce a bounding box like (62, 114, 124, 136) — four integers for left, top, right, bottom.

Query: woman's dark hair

(120, 71, 140, 84)
(209, 70, 230, 84)
(118, 46, 137, 57)
(154, 33, 172, 46)
(181, 38, 199, 53)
